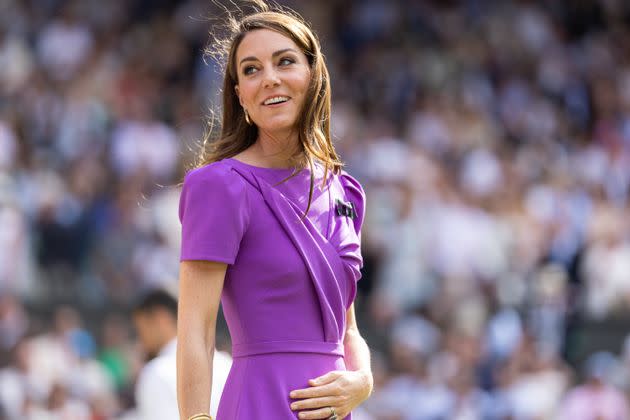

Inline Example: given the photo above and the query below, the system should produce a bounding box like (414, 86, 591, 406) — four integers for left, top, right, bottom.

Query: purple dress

(179, 158, 365, 419)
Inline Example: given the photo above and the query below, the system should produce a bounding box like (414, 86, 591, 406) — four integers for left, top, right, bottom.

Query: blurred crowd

(2, 0, 630, 418)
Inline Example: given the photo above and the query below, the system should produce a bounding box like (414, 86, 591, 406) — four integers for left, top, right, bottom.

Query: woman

(176, 3, 373, 419)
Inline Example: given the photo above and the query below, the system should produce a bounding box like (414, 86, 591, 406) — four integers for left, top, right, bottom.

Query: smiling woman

(176, 2, 373, 420)
(198, 1, 342, 197)
(234, 29, 312, 144)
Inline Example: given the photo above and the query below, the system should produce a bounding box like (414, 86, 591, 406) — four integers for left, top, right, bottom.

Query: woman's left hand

(289, 369, 373, 419)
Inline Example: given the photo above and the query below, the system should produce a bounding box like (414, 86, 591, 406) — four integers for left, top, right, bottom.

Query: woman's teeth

(264, 96, 289, 105)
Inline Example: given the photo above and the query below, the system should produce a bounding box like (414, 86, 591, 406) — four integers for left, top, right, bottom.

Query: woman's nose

(262, 69, 281, 88)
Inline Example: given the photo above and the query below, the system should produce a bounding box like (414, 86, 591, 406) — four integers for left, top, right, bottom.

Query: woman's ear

(235, 85, 243, 107)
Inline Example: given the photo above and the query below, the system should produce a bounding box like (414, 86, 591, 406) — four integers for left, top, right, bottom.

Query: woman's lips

(263, 98, 291, 107)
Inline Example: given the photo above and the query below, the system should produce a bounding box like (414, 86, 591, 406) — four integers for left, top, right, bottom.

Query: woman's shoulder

(184, 159, 237, 183)
(337, 170, 365, 201)
(181, 160, 248, 198)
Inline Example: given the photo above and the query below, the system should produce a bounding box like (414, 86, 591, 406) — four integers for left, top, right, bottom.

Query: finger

(309, 370, 341, 386)
(290, 383, 340, 399)
(290, 396, 337, 411)
(291, 372, 341, 397)
(297, 406, 340, 419)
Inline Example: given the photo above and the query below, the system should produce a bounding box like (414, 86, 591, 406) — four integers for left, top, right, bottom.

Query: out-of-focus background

(2, 0, 630, 418)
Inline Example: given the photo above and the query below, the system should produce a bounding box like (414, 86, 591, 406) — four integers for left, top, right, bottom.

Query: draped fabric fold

(229, 165, 351, 343)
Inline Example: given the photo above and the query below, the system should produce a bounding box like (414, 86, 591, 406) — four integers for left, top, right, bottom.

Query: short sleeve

(339, 171, 366, 238)
(337, 171, 367, 307)
(179, 163, 249, 264)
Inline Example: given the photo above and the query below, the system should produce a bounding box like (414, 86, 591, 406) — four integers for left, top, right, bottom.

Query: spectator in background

(557, 351, 630, 420)
(132, 289, 231, 420)
(3, 0, 630, 417)
(0, 338, 32, 419)
(25, 382, 91, 419)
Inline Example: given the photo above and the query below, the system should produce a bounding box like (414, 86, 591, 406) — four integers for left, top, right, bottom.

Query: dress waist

(231, 340, 344, 358)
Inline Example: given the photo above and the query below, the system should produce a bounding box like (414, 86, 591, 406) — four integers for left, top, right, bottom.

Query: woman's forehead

(236, 28, 302, 61)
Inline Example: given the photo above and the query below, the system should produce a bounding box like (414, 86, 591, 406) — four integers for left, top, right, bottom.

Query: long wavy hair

(197, 1, 342, 214)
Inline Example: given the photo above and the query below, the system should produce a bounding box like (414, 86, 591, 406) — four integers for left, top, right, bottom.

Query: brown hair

(197, 1, 342, 214)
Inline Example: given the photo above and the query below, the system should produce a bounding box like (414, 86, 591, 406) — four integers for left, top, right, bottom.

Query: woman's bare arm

(342, 303, 373, 389)
(177, 260, 227, 419)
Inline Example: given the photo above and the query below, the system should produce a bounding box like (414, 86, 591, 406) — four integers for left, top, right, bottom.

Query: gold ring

(327, 406, 338, 420)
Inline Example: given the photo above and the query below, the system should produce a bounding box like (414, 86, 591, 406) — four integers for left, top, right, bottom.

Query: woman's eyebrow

(239, 48, 299, 66)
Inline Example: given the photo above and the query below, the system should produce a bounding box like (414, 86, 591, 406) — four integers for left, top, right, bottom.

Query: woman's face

(234, 29, 311, 136)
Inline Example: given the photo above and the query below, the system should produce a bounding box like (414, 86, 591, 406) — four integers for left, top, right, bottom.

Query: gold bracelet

(188, 414, 212, 420)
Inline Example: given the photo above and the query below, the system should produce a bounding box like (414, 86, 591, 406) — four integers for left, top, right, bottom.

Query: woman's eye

(243, 66, 258, 75)
(279, 57, 295, 66)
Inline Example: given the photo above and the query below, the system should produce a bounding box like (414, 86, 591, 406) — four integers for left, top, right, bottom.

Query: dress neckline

(225, 157, 308, 177)
(226, 157, 293, 171)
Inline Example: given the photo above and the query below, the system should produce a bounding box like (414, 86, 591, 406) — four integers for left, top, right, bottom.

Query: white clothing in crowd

(135, 339, 232, 420)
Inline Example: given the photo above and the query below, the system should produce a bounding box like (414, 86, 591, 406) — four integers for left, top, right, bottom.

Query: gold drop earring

(244, 108, 252, 125)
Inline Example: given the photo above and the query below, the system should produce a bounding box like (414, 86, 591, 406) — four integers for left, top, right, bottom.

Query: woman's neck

(248, 129, 301, 168)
